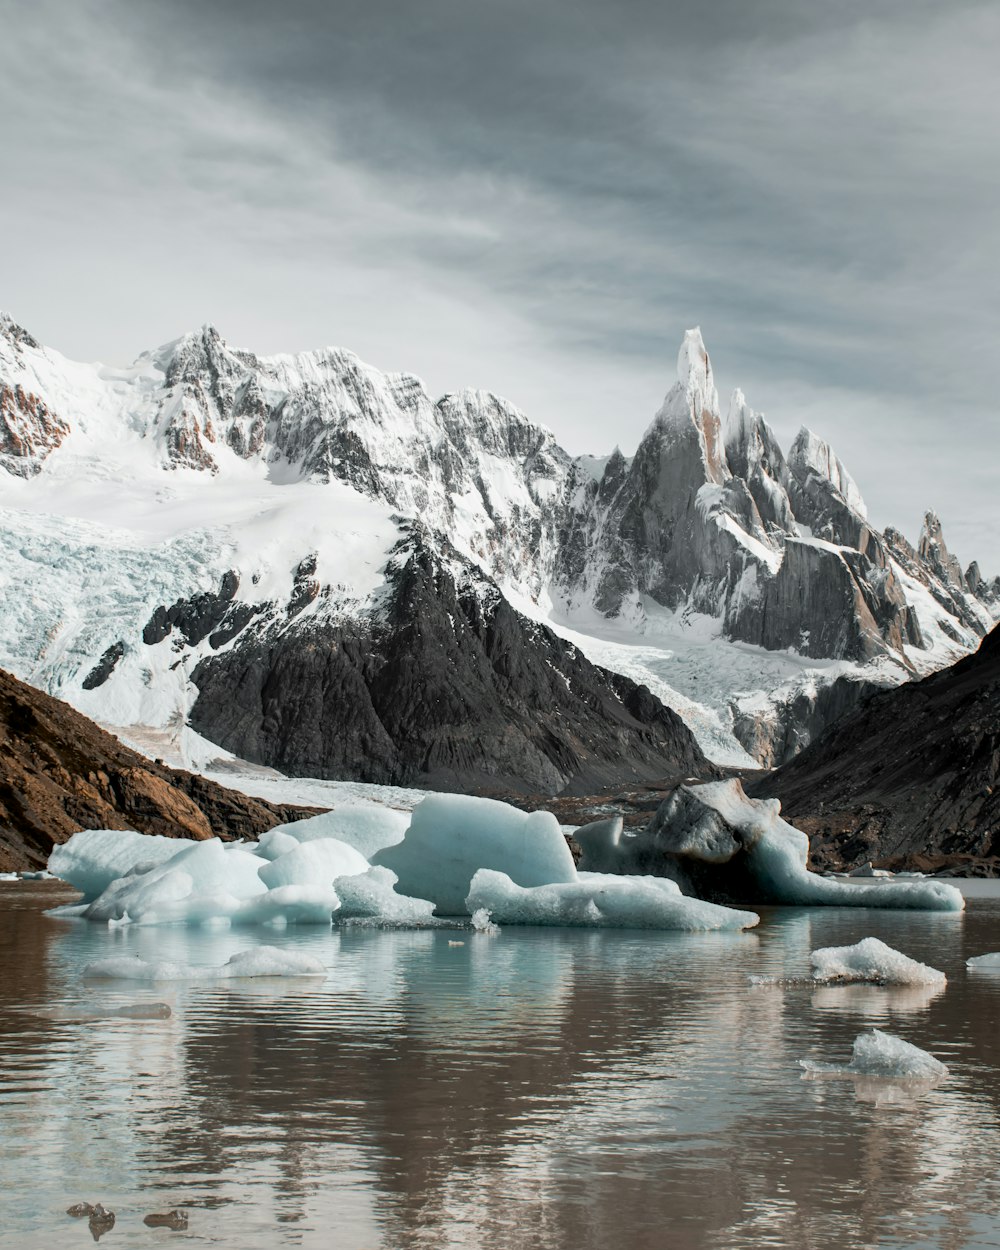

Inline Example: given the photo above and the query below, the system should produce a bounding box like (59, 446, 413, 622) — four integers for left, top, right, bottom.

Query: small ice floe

(849, 863, 894, 878)
(470, 907, 500, 935)
(967, 951, 1000, 969)
(810, 937, 946, 986)
(801, 1028, 948, 1083)
(0, 871, 19, 882)
(83, 946, 326, 982)
(448, 940, 465, 947)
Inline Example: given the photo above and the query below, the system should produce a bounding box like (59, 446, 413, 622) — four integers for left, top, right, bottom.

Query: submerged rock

(143, 1210, 188, 1230)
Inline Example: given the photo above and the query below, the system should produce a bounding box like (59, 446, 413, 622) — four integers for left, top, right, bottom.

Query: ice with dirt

(801, 1028, 949, 1081)
(809, 938, 946, 985)
(632, 780, 964, 912)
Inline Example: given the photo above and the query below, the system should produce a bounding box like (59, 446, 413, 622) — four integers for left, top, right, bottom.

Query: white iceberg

(257, 838, 369, 890)
(49, 829, 191, 902)
(810, 937, 946, 986)
(801, 1028, 948, 1081)
(966, 951, 1000, 969)
(466, 869, 759, 931)
(374, 794, 577, 915)
(83, 946, 327, 981)
(261, 804, 410, 861)
(333, 866, 441, 926)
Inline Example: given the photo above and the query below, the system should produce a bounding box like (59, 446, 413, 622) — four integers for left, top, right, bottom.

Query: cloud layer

(4, 0, 998, 564)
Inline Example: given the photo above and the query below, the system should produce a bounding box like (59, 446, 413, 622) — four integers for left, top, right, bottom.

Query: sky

(2, 0, 998, 566)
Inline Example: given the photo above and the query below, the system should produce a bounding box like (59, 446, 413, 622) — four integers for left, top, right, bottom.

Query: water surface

(2, 881, 1000, 1249)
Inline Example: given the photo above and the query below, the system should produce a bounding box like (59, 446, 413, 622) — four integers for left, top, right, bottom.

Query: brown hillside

(0, 667, 322, 871)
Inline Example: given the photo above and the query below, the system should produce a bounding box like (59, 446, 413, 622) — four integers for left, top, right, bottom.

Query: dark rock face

(0, 666, 320, 871)
(750, 624, 1000, 871)
(143, 571, 241, 647)
(188, 538, 714, 796)
(81, 641, 126, 691)
(731, 672, 887, 768)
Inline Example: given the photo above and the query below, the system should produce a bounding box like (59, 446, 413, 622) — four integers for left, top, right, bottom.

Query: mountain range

(1, 311, 996, 795)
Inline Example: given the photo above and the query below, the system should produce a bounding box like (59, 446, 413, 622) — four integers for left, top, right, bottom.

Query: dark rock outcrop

(750, 624, 1000, 871)
(188, 536, 714, 796)
(0, 666, 320, 871)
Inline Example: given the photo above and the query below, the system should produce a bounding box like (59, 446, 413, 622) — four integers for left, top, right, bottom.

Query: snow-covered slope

(0, 310, 995, 778)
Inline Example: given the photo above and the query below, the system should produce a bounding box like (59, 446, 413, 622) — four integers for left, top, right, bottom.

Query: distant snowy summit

(0, 310, 996, 790)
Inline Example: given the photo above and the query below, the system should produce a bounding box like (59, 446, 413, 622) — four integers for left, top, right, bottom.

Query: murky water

(2, 880, 1000, 1249)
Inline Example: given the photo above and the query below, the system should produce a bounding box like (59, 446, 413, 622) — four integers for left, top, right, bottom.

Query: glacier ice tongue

(465, 868, 759, 931)
(373, 794, 577, 916)
(809, 937, 946, 986)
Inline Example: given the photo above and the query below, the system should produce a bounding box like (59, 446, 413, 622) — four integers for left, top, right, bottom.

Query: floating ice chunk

(258, 838, 369, 890)
(810, 938, 946, 986)
(470, 907, 500, 935)
(466, 869, 759, 931)
(801, 1028, 948, 1081)
(967, 951, 1000, 969)
(83, 945, 326, 981)
(49, 829, 189, 902)
(572, 816, 625, 873)
(636, 781, 964, 912)
(374, 794, 577, 915)
(81, 839, 268, 925)
(332, 866, 440, 926)
(237, 884, 343, 926)
(266, 805, 411, 860)
(0, 871, 19, 881)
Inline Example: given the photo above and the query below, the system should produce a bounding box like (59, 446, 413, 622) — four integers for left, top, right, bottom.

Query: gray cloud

(2, 0, 998, 565)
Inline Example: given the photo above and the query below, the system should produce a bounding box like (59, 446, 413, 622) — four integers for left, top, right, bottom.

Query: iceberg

(49, 829, 192, 903)
(83, 946, 327, 981)
(332, 866, 441, 926)
(261, 804, 410, 861)
(801, 1028, 948, 1081)
(257, 838, 369, 890)
(967, 951, 1000, 969)
(810, 938, 946, 986)
(629, 781, 964, 912)
(374, 794, 577, 916)
(466, 869, 759, 931)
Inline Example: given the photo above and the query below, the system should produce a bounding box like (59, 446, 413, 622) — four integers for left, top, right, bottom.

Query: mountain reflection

(2, 887, 1000, 1249)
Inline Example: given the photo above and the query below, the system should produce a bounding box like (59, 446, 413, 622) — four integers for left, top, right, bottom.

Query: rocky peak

(918, 510, 967, 592)
(723, 390, 796, 537)
(787, 427, 867, 518)
(0, 312, 40, 356)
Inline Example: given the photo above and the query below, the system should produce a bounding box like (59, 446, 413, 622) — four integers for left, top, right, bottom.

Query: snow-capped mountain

(0, 311, 995, 788)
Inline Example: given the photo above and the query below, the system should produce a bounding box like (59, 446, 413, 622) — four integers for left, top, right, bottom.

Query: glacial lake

(2, 880, 1000, 1250)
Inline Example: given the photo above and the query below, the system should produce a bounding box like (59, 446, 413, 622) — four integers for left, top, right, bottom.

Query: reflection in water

(1, 883, 999, 1249)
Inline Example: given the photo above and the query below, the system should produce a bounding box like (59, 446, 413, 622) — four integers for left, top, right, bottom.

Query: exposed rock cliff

(750, 624, 1000, 872)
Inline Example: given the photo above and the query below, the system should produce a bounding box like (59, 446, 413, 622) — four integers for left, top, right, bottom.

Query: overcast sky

(3, 0, 998, 566)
